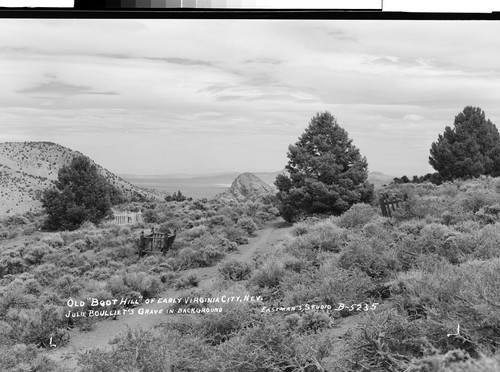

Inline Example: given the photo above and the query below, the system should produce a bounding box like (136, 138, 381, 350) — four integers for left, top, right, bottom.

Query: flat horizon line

(118, 170, 393, 178)
(117, 170, 285, 178)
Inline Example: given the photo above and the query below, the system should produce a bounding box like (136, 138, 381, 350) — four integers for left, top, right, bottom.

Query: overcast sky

(1, 19, 500, 177)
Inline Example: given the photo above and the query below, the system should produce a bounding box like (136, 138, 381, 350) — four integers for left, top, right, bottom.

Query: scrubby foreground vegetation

(69, 176, 500, 372)
(2, 107, 500, 371)
(0, 195, 279, 372)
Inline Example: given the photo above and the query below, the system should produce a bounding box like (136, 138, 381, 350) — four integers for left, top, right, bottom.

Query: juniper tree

(42, 155, 123, 230)
(275, 111, 374, 222)
(429, 106, 500, 180)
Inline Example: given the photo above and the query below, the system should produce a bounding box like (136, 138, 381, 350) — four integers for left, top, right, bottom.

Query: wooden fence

(113, 210, 143, 225)
(138, 229, 176, 257)
(380, 198, 405, 218)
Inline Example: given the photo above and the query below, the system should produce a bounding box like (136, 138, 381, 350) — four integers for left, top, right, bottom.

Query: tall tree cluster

(429, 106, 500, 180)
(275, 111, 373, 222)
(42, 156, 123, 230)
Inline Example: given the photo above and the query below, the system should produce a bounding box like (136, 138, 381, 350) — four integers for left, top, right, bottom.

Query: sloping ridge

(227, 172, 275, 199)
(0, 142, 161, 217)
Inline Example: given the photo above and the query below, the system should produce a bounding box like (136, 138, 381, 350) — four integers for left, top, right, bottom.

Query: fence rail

(380, 198, 405, 218)
(113, 210, 143, 225)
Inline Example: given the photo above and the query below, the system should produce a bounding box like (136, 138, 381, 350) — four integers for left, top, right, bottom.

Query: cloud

(324, 28, 357, 41)
(144, 57, 215, 67)
(2, 19, 500, 176)
(99, 53, 134, 60)
(97, 53, 217, 66)
(18, 81, 119, 97)
(216, 93, 316, 103)
(244, 58, 283, 65)
(368, 56, 399, 65)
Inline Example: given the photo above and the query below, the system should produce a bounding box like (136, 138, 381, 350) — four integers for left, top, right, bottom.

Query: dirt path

(45, 219, 292, 371)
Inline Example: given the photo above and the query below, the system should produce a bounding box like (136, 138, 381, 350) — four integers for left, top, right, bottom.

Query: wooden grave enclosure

(379, 195, 408, 218)
(113, 210, 143, 225)
(138, 228, 176, 257)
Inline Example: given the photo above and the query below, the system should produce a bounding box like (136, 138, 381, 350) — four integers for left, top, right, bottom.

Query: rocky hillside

(0, 142, 161, 217)
(225, 172, 275, 200)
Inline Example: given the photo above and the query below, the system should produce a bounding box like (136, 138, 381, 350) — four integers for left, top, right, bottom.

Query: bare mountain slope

(0, 142, 161, 217)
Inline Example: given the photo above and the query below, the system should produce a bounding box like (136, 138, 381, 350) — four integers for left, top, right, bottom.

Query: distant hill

(368, 171, 395, 188)
(119, 169, 392, 200)
(0, 142, 161, 217)
(252, 170, 285, 188)
(120, 171, 284, 200)
(120, 170, 284, 188)
(224, 173, 274, 200)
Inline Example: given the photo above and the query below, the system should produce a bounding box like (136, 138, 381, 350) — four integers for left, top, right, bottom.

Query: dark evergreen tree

(400, 175, 410, 184)
(166, 190, 187, 202)
(429, 106, 500, 180)
(173, 190, 187, 201)
(41, 156, 123, 230)
(429, 172, 444, 185)
(275, 111, 374, 222)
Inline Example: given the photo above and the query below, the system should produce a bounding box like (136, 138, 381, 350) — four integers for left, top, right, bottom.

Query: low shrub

(218, 260, 252, 281)
(40, 233, 64, 248)
(474, 223, 500, 259)
(206, 319, 335, 371)
(292, 219, 349, 253)
(207, 215, 232, 229)
(339, 203, 377, 229)
(294, 311, 331, 334)
(66, 239, 89, 252)
(142, 209, 160, 223)
(106, 275, 130, 297)
(22, 243, 54, 266)
(407, 350, 500, 372)
(77, 328, 174, 372)
(159, 271, 179, 285)
(460, 189, 499, 214)
(339, 237, 400, 279)
(174, 273, 200, 290)
(5, 304, 67, 346)
(399, 223, 465, 265)
(198, 245, 227, 267)
(280, 253, 313, 273)
(0, 343, 62, 372)
(392, 258, 500, 353)
(0, 252, 26, 277)
(284, 266, 374, 309)
(31, 263, 61, 286)
(53, 274, 84, 298)
(338, 310, 454, 371)
(0, 281, 38, 313)
(122, 272, 162, 299)
(236, 217, 258, 236)
(475, 203, 500, 225)
(163, 302, 257, 347)
(289, 221, 310, 237)
(183, 225, 208, 240)
(221, 226, 248, 245)
(250, 260, 286, 288)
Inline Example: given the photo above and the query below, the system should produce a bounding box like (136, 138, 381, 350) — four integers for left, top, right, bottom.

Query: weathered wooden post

(162, 233, 169, 256)
(139, 231, 145, 257)
(380, 198, 389, 217)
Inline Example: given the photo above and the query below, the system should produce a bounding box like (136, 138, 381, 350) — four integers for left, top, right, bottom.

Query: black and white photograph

(1, 13, 500, 371)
